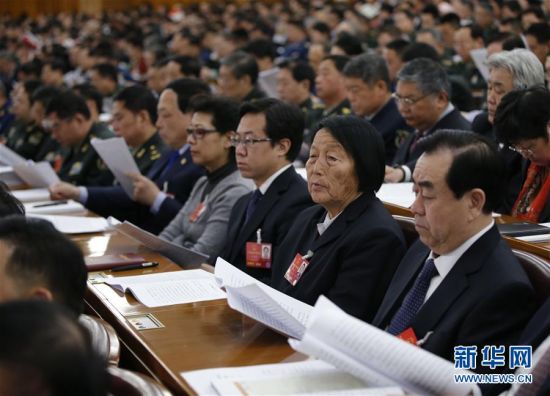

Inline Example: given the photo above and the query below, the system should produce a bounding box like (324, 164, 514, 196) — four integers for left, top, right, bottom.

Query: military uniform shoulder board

(341, 107, 351, 115)
(81, 143, 89, 153)
(136, 148, 145, 158)
(29, 132, 43, 145)
(151, 151, 161, 161)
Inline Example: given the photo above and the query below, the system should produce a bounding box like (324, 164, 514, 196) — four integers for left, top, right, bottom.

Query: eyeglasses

(508, 144, 535, 156)
(186, 127, 218, 140)
(229, 134, 272, 147)
(392, 92, 430, 106)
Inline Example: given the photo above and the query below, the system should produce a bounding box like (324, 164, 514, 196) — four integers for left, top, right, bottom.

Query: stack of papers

(27, 214, 110, 234)
(105, 269, 226, 307)
(12, 188, 51, 203)
(24, 200, 87, 215)
(376, 182, 415, 208)
(13, 161, 59, 187)
(182, 360, 403, 396)
(0, 166, 23, 186)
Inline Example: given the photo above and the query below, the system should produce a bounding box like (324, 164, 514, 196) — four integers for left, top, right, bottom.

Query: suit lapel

(147, 150, 172, 180)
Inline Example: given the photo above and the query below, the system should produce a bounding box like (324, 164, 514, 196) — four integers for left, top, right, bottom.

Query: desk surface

(78, 232, 295, 395)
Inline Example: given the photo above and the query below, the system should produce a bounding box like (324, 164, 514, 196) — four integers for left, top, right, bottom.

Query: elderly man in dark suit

(374, 130, 535, 369)
(219, 98, 312, 282)
(385, 58, 471, 183)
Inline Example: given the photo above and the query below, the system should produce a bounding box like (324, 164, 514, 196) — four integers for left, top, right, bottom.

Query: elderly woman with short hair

(271, 115, 407, 322)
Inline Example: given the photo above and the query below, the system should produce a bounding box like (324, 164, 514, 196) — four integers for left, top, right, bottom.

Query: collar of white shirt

(258, 163, 292, 195)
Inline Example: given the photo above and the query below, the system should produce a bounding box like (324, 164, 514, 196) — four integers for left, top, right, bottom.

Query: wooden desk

(78, 232, 294, 395)
(384, 203, 550, 259)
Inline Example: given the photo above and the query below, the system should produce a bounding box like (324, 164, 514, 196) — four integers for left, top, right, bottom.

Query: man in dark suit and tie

(218, 98, 312, 282)
(385, 58, 471, 183)
(50, 78, 208, 234)
(373, 130, 535, 369)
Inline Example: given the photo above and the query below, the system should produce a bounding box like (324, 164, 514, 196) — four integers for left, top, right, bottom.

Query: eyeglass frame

(507, 143, 535, 156)
(229, 132, 272, 147)
(392, 92, 432, 106)
(186, 126, 219, 140)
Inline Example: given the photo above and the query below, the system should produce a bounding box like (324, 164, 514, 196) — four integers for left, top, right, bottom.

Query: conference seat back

(107, 366, 172, 396)
(512, 249, 550, 307)
(79, 314, 121, 366)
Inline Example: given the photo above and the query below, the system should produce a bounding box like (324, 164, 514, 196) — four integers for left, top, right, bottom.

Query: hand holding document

(0, 144, 25, 166)
(11, 188, 51, 203)
(115, 221, 208, 267)
(182, 360, 404, 396)
(215, 258, 313, 339)
(105, 269, 226, 307)
(12, 161, 60, 187)
(24, 199, 86, 215)
(289, 296, 480, 396)
(91, 137, 140, 197)
(376, 182, 415, 208)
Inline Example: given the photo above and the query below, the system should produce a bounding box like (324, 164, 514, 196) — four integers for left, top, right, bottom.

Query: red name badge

(397, 327, 418, 346)
(188, 201, 206, 223)
(284, 253, 311, 286)
(245, 242, 272, 269)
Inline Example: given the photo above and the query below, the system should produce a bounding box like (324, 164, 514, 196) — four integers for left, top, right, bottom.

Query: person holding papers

(271, 116, 406, 322)
(372, 130, 535, 369)
(218, 98, 312, 282)
(49, 85, 167, 195)
(160, 95, 252, 259)
(494, 87, 550, 222)
(44, 90, 114, 186)
(49, 79, 208, 234)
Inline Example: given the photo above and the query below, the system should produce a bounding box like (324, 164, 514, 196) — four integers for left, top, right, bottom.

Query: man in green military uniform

(45, 91, 114, 186)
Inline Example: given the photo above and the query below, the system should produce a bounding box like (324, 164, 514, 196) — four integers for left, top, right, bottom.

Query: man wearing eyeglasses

(50, 79, 208, 234)
(217, 98, 312, 282)
(385, 58, 470, 183)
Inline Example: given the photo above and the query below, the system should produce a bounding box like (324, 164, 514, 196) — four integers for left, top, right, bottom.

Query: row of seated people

(0, 120, 549, 394)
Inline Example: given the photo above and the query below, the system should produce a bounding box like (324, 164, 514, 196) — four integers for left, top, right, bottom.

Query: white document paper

(12, 161, 60, 187)
(91, 137, 140, 197)
(11, 188, 51, 203)
(215, 258, 313, 338)
(377, 182, 415, 208)
(0, 166, 23, 186)
(470, 48, 489, 81)
(115, 221, 208, 267)
(105, 269, 226, 307)
(24, 199, 87, 215)
(26, 214, 110, 234)
(182, 360, 403, 396)
(516, 222, 550, 242)
(290, 296, 480, 396)
(0, 144, 25, 166)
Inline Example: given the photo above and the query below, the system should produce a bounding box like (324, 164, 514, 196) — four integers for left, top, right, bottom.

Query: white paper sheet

(182, 360, 403, 396)
(11, 188, 51, 203)
(0, 166, 23, 186)
(115, 221, 208, 267)
(24, 199, 86, 215)
(470, 48, 489, 81)
(91, 137, 140, 196)
(290, 296, 480, 396)
(12, 161, 60, 187)
(105, 269, 226, 307)
(27, 214, 110, 234)
(376, 182, 415, 208)
(0, 144, 25, 166)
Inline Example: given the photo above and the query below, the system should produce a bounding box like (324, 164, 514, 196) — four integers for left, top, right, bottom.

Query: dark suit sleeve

(327, 229, 406, 322)
(85, 186, 141, 222)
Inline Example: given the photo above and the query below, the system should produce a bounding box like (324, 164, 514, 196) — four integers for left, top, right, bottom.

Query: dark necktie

(387, 258, 438, 336)
(159, 150, 179, 179)
(244, 190, 263, 223)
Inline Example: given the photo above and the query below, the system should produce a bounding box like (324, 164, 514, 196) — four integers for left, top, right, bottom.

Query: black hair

(221, 51, 259, 85)
(525, 22, 550, 44)
(0, 216, 87, 315)
(30, 85, 62, 107)
(240, 98, 305, 161)
(494, 86, 550, 145)
(421, 4, 440, 19)
(189, 94, 240, 135)
(385, 38, 410, 55)
(0, 182, 24, 217)
(0, 300, 107, 396)
(22, 79, 43, 98)
(277, 60, 315, 91)
(316, 116, 385, 193)
(242, 39, 277, 61)
(417, 129, 505, 213)
(332, 32, 363, 56)
(46, 89, 90, 120)
(43, 58, 68, 74)
(439, 12, 461, 27)
(91, 63, 118, 83)
(321, 54, 350, 73)
(114, 85, 158, 124)
(164, 78, 211, 113)
(521, 7, 545, 22)
(73, 84, 103, 116)
(311, 21, 331, 36)
(402, 42, 440, 62)
(461, 24, 485, 43)
(167, 55, 201, 77)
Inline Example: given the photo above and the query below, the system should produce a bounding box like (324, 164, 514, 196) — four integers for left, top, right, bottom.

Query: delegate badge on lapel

(397, 327, 418, 345)
(246, 228, 272, 269)
(188, 201, 206, 223)
(284, 250, 313, 286)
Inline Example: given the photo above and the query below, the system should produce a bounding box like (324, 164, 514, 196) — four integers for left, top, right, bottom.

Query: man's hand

(128, 173, 160, 206)
(384, 165, 405, 183)
(49, 182, 81, 201)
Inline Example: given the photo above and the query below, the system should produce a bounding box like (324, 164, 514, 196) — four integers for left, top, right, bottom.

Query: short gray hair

(487, 48, 545, 90)
(343, 53, 390, 88)
(396, 58, 450, 95)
